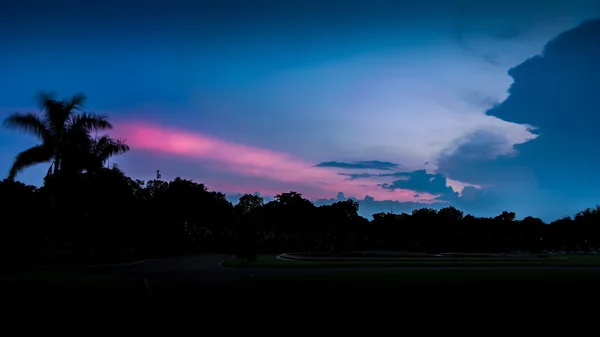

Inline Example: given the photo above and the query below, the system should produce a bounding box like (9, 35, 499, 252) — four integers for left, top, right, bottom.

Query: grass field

(239, 268, 600, 287)
(222, 254, 600, 268)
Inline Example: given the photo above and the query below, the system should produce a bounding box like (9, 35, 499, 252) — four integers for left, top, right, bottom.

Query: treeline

(0, 173, 599, 266)
(1, 92, 599, 266)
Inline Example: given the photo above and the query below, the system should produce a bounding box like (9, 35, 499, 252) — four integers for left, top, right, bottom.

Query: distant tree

(438, 206, 464, 221)
(235, 194, 264, 215)
(521, 216, 544, 227)
(494, 211, 516, 222)
(412, 207, 437, 218)
(331, 199, 360, 220)
(275, 191, 312, 206)
(146, 179, 169, 198)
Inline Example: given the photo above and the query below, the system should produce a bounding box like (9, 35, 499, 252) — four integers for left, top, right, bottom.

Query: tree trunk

(53, 156, 59, 175)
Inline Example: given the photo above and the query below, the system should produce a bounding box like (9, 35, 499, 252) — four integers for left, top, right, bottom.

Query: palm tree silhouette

(3, 92, 118, 179)
(63, 134, 130, 174)
(88, 135, 130, 171)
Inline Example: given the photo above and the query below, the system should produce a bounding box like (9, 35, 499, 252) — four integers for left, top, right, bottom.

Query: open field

(239, 268, 600, 287)
(4, 254, 600, 305)
(221, 254, 600, 268)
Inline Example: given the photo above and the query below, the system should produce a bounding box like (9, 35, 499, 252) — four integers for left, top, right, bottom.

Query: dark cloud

(339, 173, 377, 180)
(489, 18, 600, 129)
(316, 160, 403, 171)
(377, 170, 459, 202)
(338, 171, 410, 180)
(445, 130, 517, 161)
(336, 169, 468, 203)
(436, 130, 527, 184)
(488, 18, 600, 198)
(436, 18, 600, 219)
(337, 168, 466, 203)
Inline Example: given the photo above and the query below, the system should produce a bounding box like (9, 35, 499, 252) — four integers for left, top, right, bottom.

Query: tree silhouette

(235, 194, 264, 215)
(65, 135, 130, 174)
(3, 92, 113, 179)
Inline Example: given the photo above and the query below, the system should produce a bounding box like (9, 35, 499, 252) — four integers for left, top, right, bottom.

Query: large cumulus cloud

(436, 18, 600, 220)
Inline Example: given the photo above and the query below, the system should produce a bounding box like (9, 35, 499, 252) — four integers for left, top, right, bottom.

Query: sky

(1, 0, 599, 221)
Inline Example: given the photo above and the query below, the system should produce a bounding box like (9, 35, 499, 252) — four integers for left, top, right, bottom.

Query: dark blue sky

(1, 0, 599, 221)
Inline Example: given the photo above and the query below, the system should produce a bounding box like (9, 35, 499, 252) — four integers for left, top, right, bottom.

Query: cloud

(224, 46, 537, 172)
(112, 122, 440, 202)
(380, 170, 460, 202)
(315, 160, 403, 171)
(450, 0, 599, 68)
(338, 169, 477, 194)
(435, 18, 600, 220)
(314, 185, 502, 219)
(338, 172, 410, 181)
(439, 129, 533, 166)
(316, 168, 497, 218)
(463, 91, 501, 110)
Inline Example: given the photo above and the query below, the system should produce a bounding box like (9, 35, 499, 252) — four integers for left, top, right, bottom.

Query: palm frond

(70, 112, 112, 132)
(8, 145, 53, 179)
(34, 91, 57, 111)
(94, 136, 130, 162)
(36, 92, 71, 134)
(3, 112, 51, 141)
(63, 93, 86, 112)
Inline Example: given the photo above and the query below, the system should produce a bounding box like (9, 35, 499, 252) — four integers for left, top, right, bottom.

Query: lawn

(239, 269, 600, 287)
(221, 254, 600, 268)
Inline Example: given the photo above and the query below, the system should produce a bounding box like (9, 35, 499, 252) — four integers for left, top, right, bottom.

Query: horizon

(2, 0, 600, 222)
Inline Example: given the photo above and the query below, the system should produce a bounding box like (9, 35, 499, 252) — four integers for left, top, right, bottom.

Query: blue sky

(1, 0, 599, 221)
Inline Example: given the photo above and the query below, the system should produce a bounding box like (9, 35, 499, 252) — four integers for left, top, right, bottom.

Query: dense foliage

(1, 173, 599, 266)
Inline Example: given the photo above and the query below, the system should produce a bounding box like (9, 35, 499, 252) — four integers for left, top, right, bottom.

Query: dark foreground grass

(239, 269, 600, 288)
(222, 254, 600, 268)
(0, 270, 150, 306)
(1, 270, 133, 285)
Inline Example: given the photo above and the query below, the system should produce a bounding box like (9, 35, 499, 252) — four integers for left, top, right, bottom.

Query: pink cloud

(113, 122, 439, 202)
